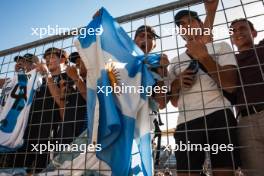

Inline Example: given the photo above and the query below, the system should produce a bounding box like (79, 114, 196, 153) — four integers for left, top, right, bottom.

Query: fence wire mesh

(0, 0, 264, 175)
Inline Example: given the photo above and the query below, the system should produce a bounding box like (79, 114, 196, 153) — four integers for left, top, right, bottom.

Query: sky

(0, 0, 177, 51)
(1, 0, 263, 51)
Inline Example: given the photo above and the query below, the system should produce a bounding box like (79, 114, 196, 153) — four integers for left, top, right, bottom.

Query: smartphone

(186, 60, 199, 74)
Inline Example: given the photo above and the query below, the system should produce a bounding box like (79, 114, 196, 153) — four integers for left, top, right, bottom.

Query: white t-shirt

(169, 42, 237, 125)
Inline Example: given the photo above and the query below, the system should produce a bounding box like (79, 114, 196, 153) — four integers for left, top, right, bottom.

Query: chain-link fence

(0, 0, 264, 175)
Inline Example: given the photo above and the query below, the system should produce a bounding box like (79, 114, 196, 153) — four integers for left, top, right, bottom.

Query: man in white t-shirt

(169, 8, 241, 176)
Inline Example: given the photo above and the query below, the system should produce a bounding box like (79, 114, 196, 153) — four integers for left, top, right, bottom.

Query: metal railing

(1, 0, 264, 175)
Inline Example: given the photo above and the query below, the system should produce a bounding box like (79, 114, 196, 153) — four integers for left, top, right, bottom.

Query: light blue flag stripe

(76, 7, 161, 176)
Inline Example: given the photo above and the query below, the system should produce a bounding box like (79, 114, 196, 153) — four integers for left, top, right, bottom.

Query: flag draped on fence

(75, 7, 160, 176)
(0, 69, 42, 152)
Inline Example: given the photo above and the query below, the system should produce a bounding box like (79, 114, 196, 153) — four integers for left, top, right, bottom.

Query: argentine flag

(75, 8, 160, 176)
(0, 69, 42, 152)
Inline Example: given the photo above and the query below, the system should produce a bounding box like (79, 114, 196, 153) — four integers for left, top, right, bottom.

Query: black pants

(174, 109, 241, 173)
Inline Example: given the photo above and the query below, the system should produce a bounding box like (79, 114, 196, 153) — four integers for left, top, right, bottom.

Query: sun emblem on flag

(106, 59, 121, 94)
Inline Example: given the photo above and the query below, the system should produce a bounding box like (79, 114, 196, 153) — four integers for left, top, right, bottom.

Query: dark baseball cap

(14, 53, 38, 63)
(69, 52, 80, 64)
(174, 10, 201, 27)
(135, 25, 160, 39)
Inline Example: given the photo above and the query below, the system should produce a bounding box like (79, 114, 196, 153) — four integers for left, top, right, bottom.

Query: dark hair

(134, 25, 159, 40)
(44, 47, 68, 62)
(174, 10, 202, 27)
(14, 53, 39, 64)
(230, 18, 256, 31)
(68, 52, 80, 64)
